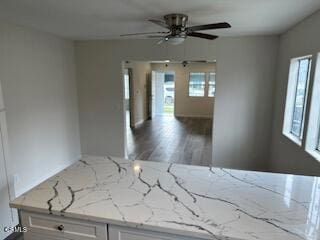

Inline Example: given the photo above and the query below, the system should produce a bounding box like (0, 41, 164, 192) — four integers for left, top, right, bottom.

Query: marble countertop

(10, 156, 320, 240)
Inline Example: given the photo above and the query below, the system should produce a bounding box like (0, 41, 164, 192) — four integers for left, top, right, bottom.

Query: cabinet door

(21, 211, 108, 240)
(24, 232, 71, 240)
(108, 225, 198, 240)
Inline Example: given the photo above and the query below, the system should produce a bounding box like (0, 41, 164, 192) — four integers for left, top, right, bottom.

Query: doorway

(123, 60, 216, 166)
(151, 71, 175, 117)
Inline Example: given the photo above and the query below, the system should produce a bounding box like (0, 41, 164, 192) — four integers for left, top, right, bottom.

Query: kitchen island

(10, 155, 320, 240)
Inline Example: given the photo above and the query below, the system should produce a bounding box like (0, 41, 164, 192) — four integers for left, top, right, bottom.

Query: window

(124, 72, 130, 100)
(290, 58, 311, 137)
(283, 56, 312, 145)
(306, 53, 320, 161)
(208, 72, 216, 97)
(189, 72, 205, 97)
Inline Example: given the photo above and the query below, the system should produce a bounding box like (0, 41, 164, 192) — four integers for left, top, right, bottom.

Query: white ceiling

(0, 0, 319, 40)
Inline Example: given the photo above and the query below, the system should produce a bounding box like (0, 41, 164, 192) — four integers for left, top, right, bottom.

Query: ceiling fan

(121, 14, 231, 45)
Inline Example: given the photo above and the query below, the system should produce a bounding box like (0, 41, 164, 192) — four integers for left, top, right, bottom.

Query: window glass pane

(291, 58, 310, 138)
(189, 72, 205, 97)
(124, 73, 130, 100)
(208, 72, 216, 97)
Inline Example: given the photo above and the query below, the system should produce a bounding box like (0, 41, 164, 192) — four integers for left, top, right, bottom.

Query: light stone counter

(10, 155, 320, 240)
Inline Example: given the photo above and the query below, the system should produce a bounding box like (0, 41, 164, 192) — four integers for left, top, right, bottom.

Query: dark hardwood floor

(126, 115, 213, 166)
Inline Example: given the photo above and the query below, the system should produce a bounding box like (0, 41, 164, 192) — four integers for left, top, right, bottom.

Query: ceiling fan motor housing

(164, 14, 188, 28)
(164, 14, 188, 38)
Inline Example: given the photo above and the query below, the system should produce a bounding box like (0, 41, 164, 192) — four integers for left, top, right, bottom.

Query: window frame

(282, 55, 312, 146)
(207, 72, 216, 97)
(289, 57, 312, 139)
(188, 72, 206, 97)
(316, 106, 320, 153)
(305, 53, 320, 161)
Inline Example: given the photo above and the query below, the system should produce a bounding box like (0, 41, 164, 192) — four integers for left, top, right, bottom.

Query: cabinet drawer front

(21, 211, 107, 240)
(109, 225, 199, 240)
(24, 231, 71, 240)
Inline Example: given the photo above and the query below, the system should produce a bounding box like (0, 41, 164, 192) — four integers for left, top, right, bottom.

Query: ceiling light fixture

(182, 61, 188, 67)
(166, 36, 185, 45)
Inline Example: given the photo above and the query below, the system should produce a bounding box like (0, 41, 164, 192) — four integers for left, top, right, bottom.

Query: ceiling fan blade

(148, 19, 169, 29)
(188, 32, 218, 40)
(147, 35, 166, 39)
(189, 60, 208, 63)
(120, 31, 169, 37)
(187, 22, 231, 32)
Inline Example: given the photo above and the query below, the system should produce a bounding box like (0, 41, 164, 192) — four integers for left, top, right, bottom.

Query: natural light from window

(291, 58, 311, 137)
(208, 72, 216, 97)
(189, 72, 205, 97)
(124, 72, 129, 100)
(283, 55, 312, 145)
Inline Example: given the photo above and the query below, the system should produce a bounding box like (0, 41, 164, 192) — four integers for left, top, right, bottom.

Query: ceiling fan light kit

(121, 13, 231, 45)
(166, 36, 186, 45)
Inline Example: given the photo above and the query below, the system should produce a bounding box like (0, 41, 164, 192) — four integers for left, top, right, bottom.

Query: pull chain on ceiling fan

(121, 14, 231, 45)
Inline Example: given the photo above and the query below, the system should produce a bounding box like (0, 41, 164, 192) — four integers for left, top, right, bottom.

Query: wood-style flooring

(127, 116, 213, 166)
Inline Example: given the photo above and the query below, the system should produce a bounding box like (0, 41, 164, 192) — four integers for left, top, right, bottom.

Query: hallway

(126, 116, 213, 166)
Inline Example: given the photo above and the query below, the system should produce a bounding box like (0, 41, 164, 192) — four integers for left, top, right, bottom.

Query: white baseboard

(134, 119, 147, 127)
(174, 114, 213, 119)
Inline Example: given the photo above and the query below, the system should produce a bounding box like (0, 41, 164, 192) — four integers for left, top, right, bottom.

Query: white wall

(125, 61, 151, 126)
(213, 37, 279, 170)
(151, 62, 215, 118)
(270, 10, 320, 176)
(0, 21, 81, 196)
(75, 36, 278, 171)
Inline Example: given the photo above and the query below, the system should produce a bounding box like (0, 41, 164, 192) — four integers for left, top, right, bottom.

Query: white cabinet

(0, 112, 17, 239)
(0, 131, 11, 240)
(20, 212, 202, 240)
(21, 211, 108, 240)
(108, 225, 199, 240)
(0, 79, 18, 239)
(24, 232, 71, 240)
